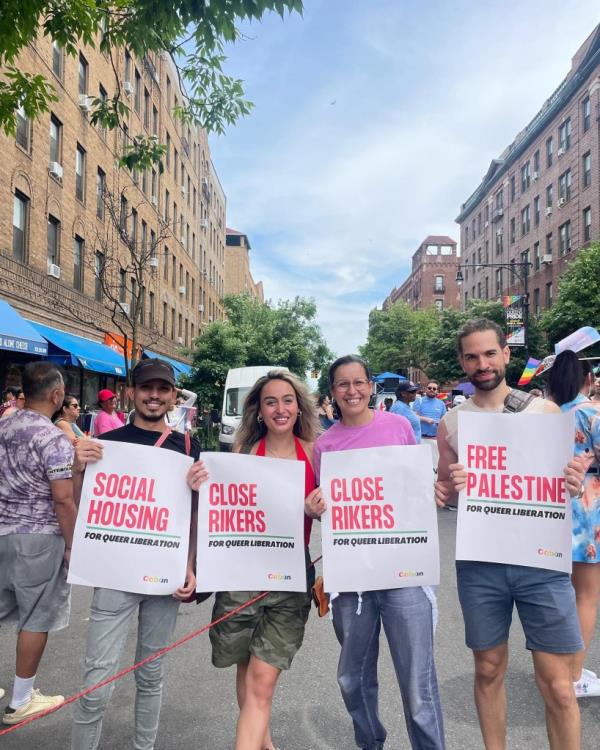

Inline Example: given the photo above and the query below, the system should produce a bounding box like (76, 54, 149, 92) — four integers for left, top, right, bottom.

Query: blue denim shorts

(455, 560, 583, 654)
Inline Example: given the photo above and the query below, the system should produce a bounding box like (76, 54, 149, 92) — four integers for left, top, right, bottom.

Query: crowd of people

(0, 316, 598, 750)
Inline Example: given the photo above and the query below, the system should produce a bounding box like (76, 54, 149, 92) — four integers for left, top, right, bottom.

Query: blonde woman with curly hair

(209, 370, 320, 750)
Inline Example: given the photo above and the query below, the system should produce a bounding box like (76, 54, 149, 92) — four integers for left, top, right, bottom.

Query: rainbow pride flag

(517, 357, 541, 386)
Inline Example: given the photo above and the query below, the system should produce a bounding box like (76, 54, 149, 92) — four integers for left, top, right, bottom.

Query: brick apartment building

(383, 235, 460, 312)
(225, 229, 264, 301)
(0, 32, 226, 405)
(456, 25, 600, 313)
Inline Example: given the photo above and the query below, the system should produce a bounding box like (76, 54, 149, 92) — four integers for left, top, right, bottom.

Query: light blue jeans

(72, 588, 180, 750)
(332, 587, 445, 750)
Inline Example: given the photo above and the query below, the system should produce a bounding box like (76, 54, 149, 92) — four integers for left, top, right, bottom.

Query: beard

(469, 368, 505, 392)
(135, 400, 169, 422)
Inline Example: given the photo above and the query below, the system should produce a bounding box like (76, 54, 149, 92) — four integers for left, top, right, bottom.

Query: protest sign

(320, 445, 440, 592)
(456, 411, 574, 572)
(196, 452, 306, 592)
(68, 441, 193, 594)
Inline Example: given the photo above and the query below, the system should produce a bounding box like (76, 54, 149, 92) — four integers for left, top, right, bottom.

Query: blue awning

(30, 322, 127, 376)
(0, 301, 48, 355)
(143, 349, 192, 378)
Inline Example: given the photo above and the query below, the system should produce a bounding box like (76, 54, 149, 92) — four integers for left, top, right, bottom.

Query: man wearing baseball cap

(71, 358, 206, 749)
(92, 388, 122, 437)
(390, 380, 421, 442)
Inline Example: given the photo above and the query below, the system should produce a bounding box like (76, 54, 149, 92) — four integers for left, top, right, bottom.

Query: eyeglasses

(426, 387, 438, 391)
(333, 379, 370, 391)
(70, 403, 80, 409)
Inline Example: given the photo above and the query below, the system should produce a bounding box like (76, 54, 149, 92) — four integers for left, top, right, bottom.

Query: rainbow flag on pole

(517, 357, 541, 386)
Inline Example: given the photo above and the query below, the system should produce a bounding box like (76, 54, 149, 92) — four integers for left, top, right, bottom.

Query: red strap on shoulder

(154, 427, 172, 448)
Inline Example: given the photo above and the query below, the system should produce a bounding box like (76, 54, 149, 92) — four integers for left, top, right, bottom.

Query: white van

(218, 365, 284, 451)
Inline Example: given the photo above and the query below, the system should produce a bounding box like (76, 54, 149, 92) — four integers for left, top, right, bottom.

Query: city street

(1, 508, 599, 749)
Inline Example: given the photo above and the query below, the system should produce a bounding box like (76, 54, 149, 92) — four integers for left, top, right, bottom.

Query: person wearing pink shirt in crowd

(92, 389, 122, 436)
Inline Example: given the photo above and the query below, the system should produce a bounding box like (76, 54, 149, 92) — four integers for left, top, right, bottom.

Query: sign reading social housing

(456, 411, 575, 572)
(68, 441, 193, 594)
(320, 445, 440, 592)
(196, 453, 306, 592)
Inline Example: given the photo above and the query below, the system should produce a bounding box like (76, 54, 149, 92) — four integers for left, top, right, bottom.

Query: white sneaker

(2, 689, 64, 725)
(574, 674, 600, 698)
(0, 688, 4, 700)
(582, 667, 597, 679)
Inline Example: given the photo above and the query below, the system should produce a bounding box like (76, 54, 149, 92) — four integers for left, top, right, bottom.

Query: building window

(78, 54, 88, 95)
(546, 136, 553, 167)
(144, 88, 150, 130)
(149, 291, 155, 328)
(12, 192, 29, 262)
(521, 247, 530, 267)
(582, 152, 591, 188)
(131, 208, 138, 246)
(134, 69, 141, 113)
(152, 105, 158, 136)
(164, 188, 170, 222)
(97, 85, 107, 139)
(163, 246, 169, 281)
(559, 221, 571, 255)
(49, 115, 62, 165)
(546, 183, 553, 208)
(171, 255, 176, 289)
(171, 308, 175, 339)
(47, 215, 60, 266)
(124, 49, 131, 82)
(484, 240, 489, 264)
(434, 299, 443, 311)
(15, 105, 30, 151)
(546, 232, 553, 258)
(520, 161, 531, 192)
(582, 96, 591, 132)
(119, 269, 127, 303)
(534, 241, 540, 270)
(52, 40, 63, 79)
(510, 217, 516, 244)
(495, 230, 503, 255)
(495, 269, 502, 296)
(546, 282, 553, 307)
(558, 169, 571, 202)
(510, 175, 516, 202)
(464, 226, 469, 246)
(534, 288, 540, 315)
(484, 276, 489, 299)
(75, 144, 86, 202)
(521, 205, 530, 236)
(583, 206, 592, 243)
(558, 118, 571, 152)
(495, 189, 504, 210)
(120, 194, 128, 233)
(533, 150, 540, 174)
(533, 196, 540, 226)
(73, 236, 84, 291)
(166, 76, 172, 108)
(95, 252, 104, 301)
(96, 168, 106, 219)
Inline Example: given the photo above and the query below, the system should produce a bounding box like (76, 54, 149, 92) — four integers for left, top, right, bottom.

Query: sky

(210, 0, 600, 358)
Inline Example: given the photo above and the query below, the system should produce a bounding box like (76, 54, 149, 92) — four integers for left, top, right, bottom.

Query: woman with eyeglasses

(305, 354, 445, 750)
(53, 396, 84, 443)
(0, 389, 25, 419)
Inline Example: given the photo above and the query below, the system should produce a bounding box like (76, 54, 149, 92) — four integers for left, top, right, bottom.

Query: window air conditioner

(49, 162, 63, 179)
(151, 195, 158, 207)
(545, 207, 553, 216)
(180, 185, 186, 196)
(177, 336, 184, 344)
(200, 219, 208, 229)
(118, 302, 130, 315)
(558, 197, 566, 207)
(124, 81, 134, 95)
(557, 147, 565, 156)
(78, 94, 92, 112)
(198, 304, 204, 312)
(484, 221, 489, 228)
(532, 171, 539, 180)
(47, 263, 61, 279)
(149, 257, 159, 268)
(496, 228, 503, 236)
(179, 285, 186, 295)
(541, 254, 552, 264)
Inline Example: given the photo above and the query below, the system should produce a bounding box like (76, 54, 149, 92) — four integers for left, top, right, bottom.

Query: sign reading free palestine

(69, 441, 193, 595)
(320, 445, 440, 592)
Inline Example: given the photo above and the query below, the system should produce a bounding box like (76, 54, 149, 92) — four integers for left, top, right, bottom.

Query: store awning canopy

(0, 301, 48, 355)
(31, 322, 127, 376)
(143, 349, 192, 378)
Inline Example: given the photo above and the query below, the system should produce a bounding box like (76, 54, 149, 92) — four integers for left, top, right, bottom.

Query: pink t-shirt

(93, 410, 123, 436)
(313, 409, 416, 482)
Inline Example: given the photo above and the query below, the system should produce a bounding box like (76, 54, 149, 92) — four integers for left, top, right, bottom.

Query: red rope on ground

(0, 554, 323, 737)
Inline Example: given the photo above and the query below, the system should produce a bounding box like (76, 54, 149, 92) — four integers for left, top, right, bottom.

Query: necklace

(265, 443, 296, 459)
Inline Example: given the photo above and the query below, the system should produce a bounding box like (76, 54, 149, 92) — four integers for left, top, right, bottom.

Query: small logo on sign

(267, 573, 291, 581)
(398, 570, 424, 578)
(537, 548, 563, 558)
(143, 575, 169, 583)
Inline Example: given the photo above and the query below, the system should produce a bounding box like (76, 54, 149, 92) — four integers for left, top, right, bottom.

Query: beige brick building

(224, 229, 264, 301)
(0, 32, 226, 402)
(456, 25, 600, 312)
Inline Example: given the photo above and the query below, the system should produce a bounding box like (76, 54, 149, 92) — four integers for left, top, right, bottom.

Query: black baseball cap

(132, 359, 176, 386)
(396, 380, 419, 394)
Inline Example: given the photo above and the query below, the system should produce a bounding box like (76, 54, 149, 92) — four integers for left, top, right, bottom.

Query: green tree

(540, 241, 600, 355)
(0, 0, 302, 169)
(183, 294, 332, 408)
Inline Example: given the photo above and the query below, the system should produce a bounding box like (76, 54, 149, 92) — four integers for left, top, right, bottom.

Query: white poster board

(320, 445, 440, 592)
(456, 411, 574, 572)
(68, 441, 193, 594)
(196, 453, 306, 592)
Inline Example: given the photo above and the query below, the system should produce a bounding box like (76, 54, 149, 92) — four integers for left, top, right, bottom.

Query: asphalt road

(1, 509, 599, 749)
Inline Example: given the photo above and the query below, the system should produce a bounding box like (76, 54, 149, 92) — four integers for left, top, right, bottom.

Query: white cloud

(212, 0, 600, 357)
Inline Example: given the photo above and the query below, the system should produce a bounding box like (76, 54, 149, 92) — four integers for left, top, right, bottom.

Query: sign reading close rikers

(68, 441, 193, 595)
(456, 411, 574, 572)
(196, 452, 306, 592)
(320, 445, 440, 593)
